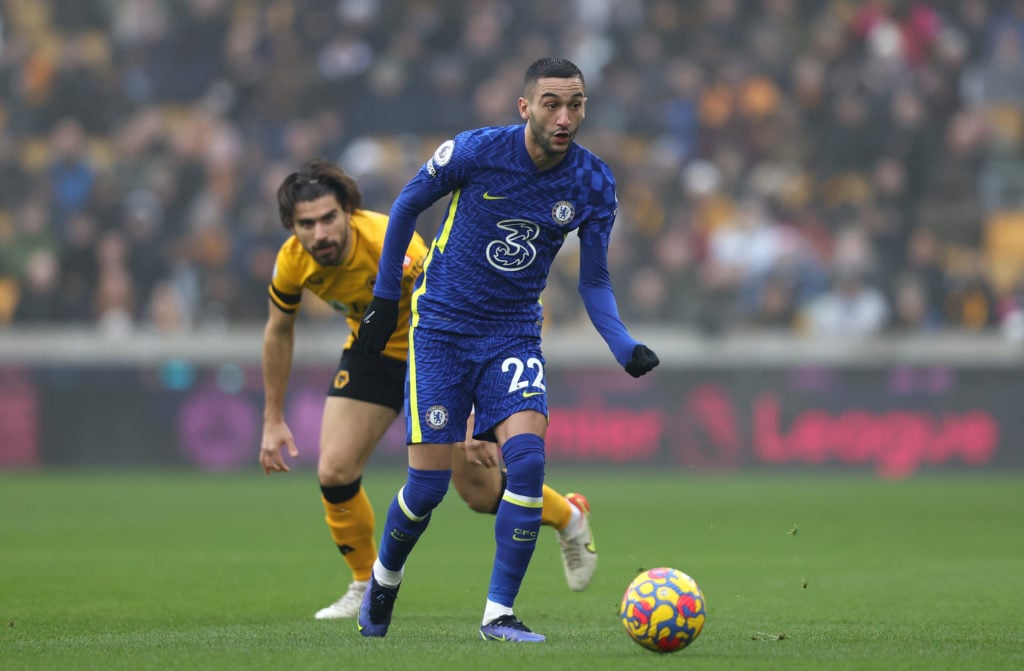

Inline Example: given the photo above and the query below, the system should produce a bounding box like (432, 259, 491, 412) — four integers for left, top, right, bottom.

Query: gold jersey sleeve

(268, 209, 426, 361)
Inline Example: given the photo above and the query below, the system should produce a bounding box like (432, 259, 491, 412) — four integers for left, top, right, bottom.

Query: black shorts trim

(326, 348, 406, 411)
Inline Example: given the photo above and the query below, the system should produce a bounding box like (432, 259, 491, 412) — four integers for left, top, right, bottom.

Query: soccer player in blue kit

(355, 57, 660, 642)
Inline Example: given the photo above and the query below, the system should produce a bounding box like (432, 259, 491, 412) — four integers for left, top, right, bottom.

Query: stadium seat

(984, 209, 1024, 293)
(0, 277, 18, 325)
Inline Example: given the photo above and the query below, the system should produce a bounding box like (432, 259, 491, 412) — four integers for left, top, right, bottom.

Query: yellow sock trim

(322, 486, 376, 582)
(540, 484, 572, 530)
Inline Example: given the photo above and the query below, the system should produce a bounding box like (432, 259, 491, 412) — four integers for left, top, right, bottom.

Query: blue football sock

(377, 467, 451, 573)
(488, 433, 545, 607)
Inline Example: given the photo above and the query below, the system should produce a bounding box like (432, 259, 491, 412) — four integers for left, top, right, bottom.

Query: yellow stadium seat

(985, 210, 1024, 293)
(0, 277, 19, 325)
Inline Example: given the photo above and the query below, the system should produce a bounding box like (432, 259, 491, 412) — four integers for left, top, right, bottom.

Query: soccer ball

(619, 567, 706, 653)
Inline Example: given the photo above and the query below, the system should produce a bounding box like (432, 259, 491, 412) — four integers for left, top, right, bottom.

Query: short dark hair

(523, 57, 584, 96)
(276, 159, 362, 230)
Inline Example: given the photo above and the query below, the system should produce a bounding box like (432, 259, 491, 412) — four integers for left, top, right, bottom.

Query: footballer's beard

(310, 241, 342, 266)
(529, 120, 576, 158)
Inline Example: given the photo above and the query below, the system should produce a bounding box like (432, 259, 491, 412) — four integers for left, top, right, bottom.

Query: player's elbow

(264, 316, 295, 342)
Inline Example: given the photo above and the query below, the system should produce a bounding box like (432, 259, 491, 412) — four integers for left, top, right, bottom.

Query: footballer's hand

(625, 344, 660, 378)
(460, 436, 500, 468)
(260, 421, 299, 475)
(355, 297, 399, 357)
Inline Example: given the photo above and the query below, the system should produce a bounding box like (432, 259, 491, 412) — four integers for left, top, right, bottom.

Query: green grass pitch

(2, 468, 1022, 670)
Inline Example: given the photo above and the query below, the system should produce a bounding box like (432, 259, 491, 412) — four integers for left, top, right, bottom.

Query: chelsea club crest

(425, 405, 449, 430)
(551, 200, 575, 225)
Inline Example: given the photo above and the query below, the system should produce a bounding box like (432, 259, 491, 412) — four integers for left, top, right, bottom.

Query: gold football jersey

(268, 209, 426, 360)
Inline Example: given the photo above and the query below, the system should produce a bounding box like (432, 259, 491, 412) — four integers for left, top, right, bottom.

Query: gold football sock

(322, 486, 376, 582)
(540, 484, 572, 531)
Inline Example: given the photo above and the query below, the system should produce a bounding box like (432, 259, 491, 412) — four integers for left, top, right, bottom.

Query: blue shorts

(405, 327, 548, 444)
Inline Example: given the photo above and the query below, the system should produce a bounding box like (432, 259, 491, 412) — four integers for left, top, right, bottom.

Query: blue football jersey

(379, 124, 617, 338)
(376, 123, 642, 366)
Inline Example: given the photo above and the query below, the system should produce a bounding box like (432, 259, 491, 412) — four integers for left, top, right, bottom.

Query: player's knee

(507, 449, 544, 487)
(317, 452, 363, 486)
(502, 434, 545, 492)
(318, 464, 362, 487)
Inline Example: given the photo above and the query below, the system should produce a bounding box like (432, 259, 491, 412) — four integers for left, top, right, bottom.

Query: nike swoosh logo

(362, 310, 375, 324)
(522, 391, 544, 398)
(482, 192, 507, 200)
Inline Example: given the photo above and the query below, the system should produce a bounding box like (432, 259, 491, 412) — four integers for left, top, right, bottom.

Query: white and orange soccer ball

(619, 567, 706, 653)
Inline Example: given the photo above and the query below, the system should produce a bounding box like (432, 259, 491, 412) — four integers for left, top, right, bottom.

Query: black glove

(355, 297, 399, 357)
(625, 344, 659, 378)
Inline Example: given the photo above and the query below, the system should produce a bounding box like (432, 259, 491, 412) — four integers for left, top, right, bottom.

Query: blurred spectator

(917, 111, 990, 246)
(988, 0, 1024, 55)
(45, 117, 97, 231)
(746, 267, 801, 329)
(95, 264, 136, 337)
(0, 136, 32, 210)
(623, 265, 671, 323)
(3, 200, 57, 280)
(943, 250, 1000, 330)
(58, 212, 100, 323)
(948, 0, 995, 62)
(967, 22, 1024, 107)
(889, 272, 942, 332)
(92, 229, 137, 335)
(816, 90, 880, 179)
(740, 225, 829, 330)
(698, 196, 788, 332)
(801, 265, 890, 337)
(899, 225, 948, 326)
(143, 278, 190, 333)
(12, 248, 67, 323)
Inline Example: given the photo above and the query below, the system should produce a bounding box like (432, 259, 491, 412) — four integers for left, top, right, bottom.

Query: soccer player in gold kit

(259, 159, 596, 619)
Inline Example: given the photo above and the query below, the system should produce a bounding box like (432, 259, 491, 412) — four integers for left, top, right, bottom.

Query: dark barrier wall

(0, 363, 1018, 478)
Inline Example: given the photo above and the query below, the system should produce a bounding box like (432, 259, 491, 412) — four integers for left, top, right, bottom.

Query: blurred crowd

(1, 0, 1024, 338)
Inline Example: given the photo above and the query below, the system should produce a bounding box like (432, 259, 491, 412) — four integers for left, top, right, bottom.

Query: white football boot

(314, 579, 368, 619)
(557, 492, 598, 592)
